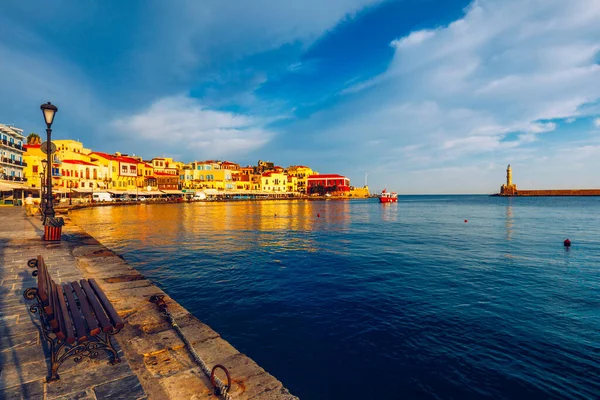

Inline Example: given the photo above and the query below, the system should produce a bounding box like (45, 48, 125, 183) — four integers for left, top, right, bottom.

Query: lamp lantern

(40, 102, 58, 127)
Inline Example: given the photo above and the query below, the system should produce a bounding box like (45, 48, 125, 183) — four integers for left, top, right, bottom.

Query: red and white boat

(379, 189, 398, 203)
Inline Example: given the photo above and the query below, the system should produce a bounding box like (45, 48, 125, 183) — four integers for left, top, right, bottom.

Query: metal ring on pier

(28, 258, 38, 268)
(211, 365, 231, 395)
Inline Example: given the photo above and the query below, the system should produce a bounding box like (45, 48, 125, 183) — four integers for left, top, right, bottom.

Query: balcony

(0, 157, 26, 166)
(1, 140, 24, 152)
(0, 175, 26, 182)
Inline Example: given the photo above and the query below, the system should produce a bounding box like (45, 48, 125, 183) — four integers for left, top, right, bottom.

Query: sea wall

(498, 189, 600, 196)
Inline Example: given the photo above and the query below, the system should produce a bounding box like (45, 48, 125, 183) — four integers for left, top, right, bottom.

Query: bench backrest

(35, 256, 125, 344)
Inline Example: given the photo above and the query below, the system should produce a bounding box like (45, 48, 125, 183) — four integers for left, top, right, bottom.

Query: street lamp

(40, 102, 57, 221)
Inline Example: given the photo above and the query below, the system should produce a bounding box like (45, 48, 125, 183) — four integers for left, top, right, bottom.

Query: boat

(378, 189, 398, 203)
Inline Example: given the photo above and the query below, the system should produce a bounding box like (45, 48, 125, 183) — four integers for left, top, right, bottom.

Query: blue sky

(1, 0, 600, 193)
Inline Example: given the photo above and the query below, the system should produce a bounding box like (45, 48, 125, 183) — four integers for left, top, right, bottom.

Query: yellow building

(286, 175, 298, 193)
(89, 152, 142, 192)
(182, 161, 234, 191)
(24, 141, 109, 200)
(286, 165, 315, 194)
(261, 171, 288, 193)
(348, 185, 370, 198)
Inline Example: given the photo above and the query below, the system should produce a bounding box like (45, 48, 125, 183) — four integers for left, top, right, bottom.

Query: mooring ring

(211, 364, 231, 395)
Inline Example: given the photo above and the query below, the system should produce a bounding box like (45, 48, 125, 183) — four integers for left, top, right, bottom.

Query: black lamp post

(68, 181, 73, 205)
(40, 102, 58, 222)
(40, 160, 48, 222)
(39, 172, 45, 219)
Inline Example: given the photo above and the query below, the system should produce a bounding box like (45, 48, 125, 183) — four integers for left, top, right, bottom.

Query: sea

(70, 196, 600, 400)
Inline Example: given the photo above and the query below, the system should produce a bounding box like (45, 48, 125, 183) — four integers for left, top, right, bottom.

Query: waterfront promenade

(0, 207, 297, 399)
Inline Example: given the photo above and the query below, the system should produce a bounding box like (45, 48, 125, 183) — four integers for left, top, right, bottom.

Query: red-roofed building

(307, 174, 350, 195)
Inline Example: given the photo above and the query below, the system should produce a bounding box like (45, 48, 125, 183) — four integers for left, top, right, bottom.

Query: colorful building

(0, 124, 26, 183)
(286, 165, 315, 194)
(348, 185, 370, 197)
(261, 171, 288, 193)
(307, 174, 351, 195)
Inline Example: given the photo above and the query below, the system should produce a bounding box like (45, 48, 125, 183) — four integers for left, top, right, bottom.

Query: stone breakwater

(495, 189, 600, 196)
(0, 208, 297, 400)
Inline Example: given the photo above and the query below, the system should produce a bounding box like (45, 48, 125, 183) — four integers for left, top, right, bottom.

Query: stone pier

(0, 207, 297, 400)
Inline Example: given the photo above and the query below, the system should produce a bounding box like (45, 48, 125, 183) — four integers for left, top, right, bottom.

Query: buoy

(564, 239, 571, 247)
(317, 213, 320, 218)
(464, 219, 468, 223)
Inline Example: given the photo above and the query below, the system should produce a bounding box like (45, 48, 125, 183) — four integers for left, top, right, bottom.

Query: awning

(107, 190, 127, 195)
(0, 182, 18, 191)
(73, 188, 93, 193)
(138, 190, 163, 196)
(160, 190, 184, 195)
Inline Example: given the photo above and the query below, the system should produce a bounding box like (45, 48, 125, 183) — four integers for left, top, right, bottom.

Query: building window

(33, 166, 38, 173)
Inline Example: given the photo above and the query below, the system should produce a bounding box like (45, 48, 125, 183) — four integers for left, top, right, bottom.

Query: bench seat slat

(37, 255, 49, 306)
(71, 281, 101, 337)
(62, 283, 88, 342)
(50, 281, 66, 341)
(56, 285, 76, 345)
(89, 279, 124, 330)
(80, 279, 113, 333)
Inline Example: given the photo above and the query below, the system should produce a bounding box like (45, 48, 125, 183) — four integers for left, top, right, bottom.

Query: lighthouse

(500, 164, 517, 195)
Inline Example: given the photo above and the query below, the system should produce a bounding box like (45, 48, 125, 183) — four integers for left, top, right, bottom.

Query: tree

(27, 133, 41, 144)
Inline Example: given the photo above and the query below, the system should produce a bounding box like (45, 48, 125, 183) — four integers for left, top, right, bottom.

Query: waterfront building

(155, 171, 179, 191)
(150, 157, 178, 175)
(261, 171, 289, 193)
(0, 124, 26, 183)
(140, 162, 157, 189)
(256, 160, 275, 173)
(23, 144, 65, 193)
(307, 174, 351, 195)
(90, 152, 141, 192)
(286, 175, 299, 193)
(348, 185, 370, 197)
(286, 165, 315, 194)
(184, 160, 234, 191)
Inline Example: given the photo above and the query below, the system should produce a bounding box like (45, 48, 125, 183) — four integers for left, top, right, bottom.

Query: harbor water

(71, 196, 600, 399)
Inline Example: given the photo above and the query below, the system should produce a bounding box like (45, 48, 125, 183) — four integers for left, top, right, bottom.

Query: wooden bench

(23, 255, 124, 382)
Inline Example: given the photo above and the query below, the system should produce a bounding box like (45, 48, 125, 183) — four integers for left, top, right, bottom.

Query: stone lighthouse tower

(500, 164, 517, 195)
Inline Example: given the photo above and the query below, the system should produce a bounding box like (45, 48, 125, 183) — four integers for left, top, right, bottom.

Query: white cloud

(594, 118, 600, 128)
(305, 0, 600, 191)
(113, 95, 275, 160)
(390, 29, 436, 48)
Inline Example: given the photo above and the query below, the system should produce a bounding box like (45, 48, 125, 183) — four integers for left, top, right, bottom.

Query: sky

(1, 0, 600, 194)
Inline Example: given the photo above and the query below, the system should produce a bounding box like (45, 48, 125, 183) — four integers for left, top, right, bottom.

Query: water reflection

(71, 200, 354, 256)
(505, 201, 513, 241)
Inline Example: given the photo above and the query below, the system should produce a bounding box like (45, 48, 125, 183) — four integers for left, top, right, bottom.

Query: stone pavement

(0, 207, 297, 400)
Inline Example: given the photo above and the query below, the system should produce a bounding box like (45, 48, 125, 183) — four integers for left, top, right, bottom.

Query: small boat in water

(378, 189, 398, 203)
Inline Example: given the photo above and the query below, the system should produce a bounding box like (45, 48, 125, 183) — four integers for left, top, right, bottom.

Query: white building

(0, 124, 26, 182)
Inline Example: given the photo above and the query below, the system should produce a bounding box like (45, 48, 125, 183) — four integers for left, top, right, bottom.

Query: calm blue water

(71, 196, 600, 399)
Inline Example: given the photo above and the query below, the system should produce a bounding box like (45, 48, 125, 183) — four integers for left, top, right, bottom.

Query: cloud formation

(113, 96, 275, 160)
(286, 0, 600, 191)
